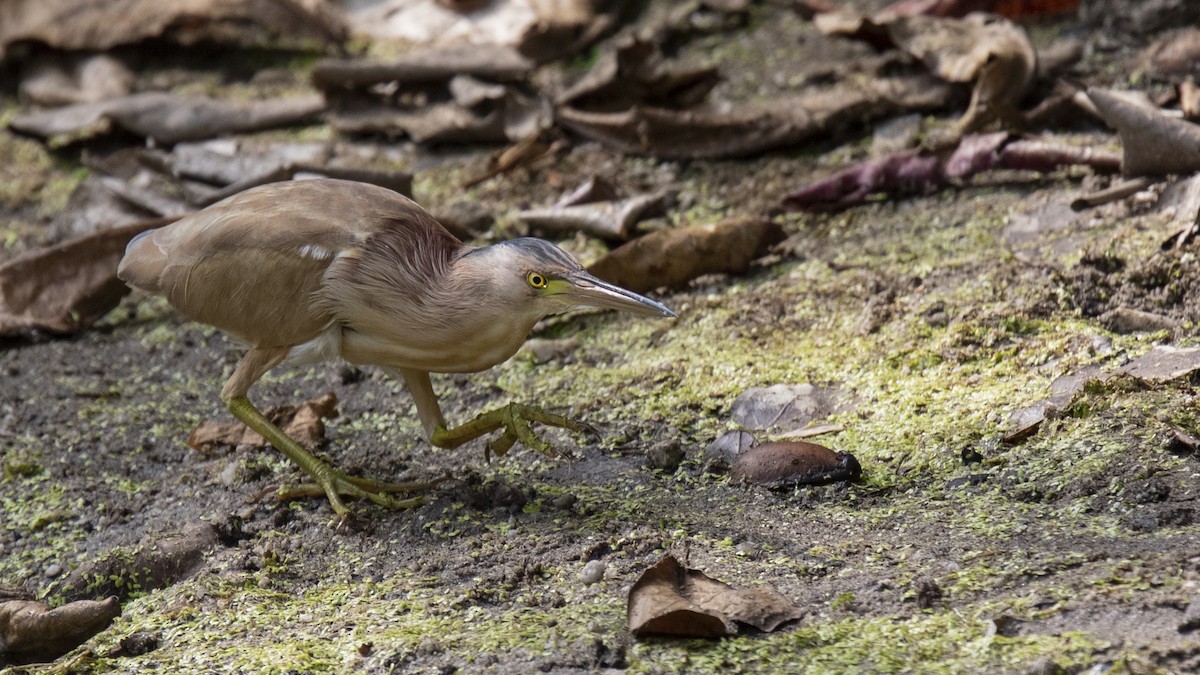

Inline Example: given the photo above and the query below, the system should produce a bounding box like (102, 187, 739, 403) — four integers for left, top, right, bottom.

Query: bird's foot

(271, 469, 439, 516)
(431, 403, 597, 460)
(227, 395, 438, 519)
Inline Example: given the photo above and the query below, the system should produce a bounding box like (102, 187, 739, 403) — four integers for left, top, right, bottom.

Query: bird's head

(462, 238, 675, 321)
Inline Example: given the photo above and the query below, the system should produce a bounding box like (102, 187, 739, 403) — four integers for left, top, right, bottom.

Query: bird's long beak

(561, 271, 676, 317)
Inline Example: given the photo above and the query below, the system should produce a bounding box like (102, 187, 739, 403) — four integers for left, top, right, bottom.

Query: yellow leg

(226, 396, 430, 515)
(430, 402, 597, 461)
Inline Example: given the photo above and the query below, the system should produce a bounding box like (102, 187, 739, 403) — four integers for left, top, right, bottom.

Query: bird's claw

(482, 403, 597, 461)
(273, 469, 435, 516)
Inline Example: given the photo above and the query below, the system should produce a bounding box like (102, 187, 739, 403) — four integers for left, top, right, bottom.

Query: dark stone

(960, 446, 984, 465)
(916, 579, 943, 609)
(119, 631, 159, 656)
(645, 441, 685, 471)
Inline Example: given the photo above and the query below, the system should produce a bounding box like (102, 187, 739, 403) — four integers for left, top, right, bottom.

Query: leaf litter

(627, 554, 803, 639)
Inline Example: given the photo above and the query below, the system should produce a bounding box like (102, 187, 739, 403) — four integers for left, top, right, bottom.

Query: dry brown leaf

(10, 93, 325, 146)
(188, 393, 339, 452)
(730, 441, 862, 487)
(1085, 88, 1200, 176)
(1119, 346, 1200, 382)
(311, 46, 532, 90)
(0, 220, 170, 337)
(628, 555, 803, 638)
(18, 53, 134, 107)
(1140, 27, 1200, 80)
(329, 80, 547, 145)
(557, 75, 953, 159)
(879, 0, 1077, 19)
(587, 218, 784, 294)
(518, 192, 671, 241)
(731, 383, 853, 432)
(0, 0, 346, 60)
(338, 0, 625, 63)
(0, 597, 119, 666)
(885, 13, 1035, 131)
(556, 36, 720, 112)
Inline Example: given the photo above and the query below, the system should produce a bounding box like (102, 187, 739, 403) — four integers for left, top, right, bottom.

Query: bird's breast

(338, 316, 535, 373)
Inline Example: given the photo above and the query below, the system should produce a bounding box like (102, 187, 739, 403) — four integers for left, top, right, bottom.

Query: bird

(117, 178, 675, 516)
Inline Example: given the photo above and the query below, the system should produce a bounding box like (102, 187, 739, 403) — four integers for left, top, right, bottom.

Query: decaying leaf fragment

(311, 46, 533, 90)
(0, 219, 168, 337)
(818, 11, 1035, 131)
(338, 0, 625, 63)
(0, 0, 347, 60)
(1083, 88, 1200, 176)
(0, 596, 119, 666)
(1119, 346, 1200, 382)
(556, 36, 720, 112)
(587, 217, 784, 293)
(558, 74, 953, 159)
(18, 53, 135, 107)
(781, 132, 1120, 212)
(889, 13, 1036, 130)
(518, 192, 672, 241)
(731, 441, 862, 487)
(869, 0, 1078, 19)
(9, 92, 326, 146)
(731, 383, 852, 433)
(628, 555, 803, 638)
(188, 393, 340, 452)
(1004, 347, 1200, 443)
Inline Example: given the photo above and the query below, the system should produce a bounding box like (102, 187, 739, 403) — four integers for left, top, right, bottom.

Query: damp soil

(4, 3, 1200, 674)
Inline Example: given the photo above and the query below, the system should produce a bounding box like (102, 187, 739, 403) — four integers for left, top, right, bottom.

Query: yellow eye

(527, 272, 547, 289)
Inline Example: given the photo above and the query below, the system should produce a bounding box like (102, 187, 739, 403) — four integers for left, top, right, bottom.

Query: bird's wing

(117, 179, 432, 347)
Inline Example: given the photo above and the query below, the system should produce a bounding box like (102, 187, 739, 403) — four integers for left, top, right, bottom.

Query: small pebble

(580, 560, 607, 585)
(45, 563, 63, 578)
(218, 461, 239, 487)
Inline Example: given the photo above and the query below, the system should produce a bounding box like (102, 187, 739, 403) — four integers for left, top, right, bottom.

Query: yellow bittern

(118, 179, 674, 515)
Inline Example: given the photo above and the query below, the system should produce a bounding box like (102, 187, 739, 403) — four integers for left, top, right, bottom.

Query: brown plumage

(118, 178, 674, 515)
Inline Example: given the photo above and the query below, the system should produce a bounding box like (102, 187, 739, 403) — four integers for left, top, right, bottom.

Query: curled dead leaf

(1084, 88, 1200, 176)
(886, 13, 1036, 131)
(587, 217, 784, 294)
(782, 132, 1119, 212)
(556, 36, 720, 112)
(730, 441, 862, 487)
(0, 596, 120, 666)
(558, 74, 952, 159)
(819, 11, 1035, 131)
(518, 192, 671, 241)
(0, 219, 171, 338)
(1140, 27, 1200, 80)
(311, 46, 532, 90)
(628, 554, 803, 638)
(0, 0, 347, 60)
(10, 92, 325, 146)
(188, 393, 339, 453)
